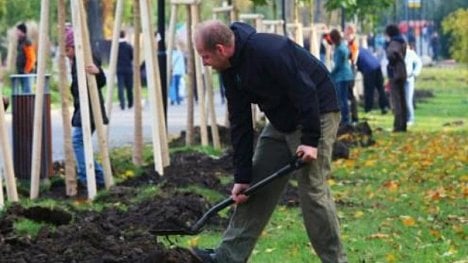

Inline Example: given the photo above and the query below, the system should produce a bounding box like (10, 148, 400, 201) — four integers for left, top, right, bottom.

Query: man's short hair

(194, 20, 234, 51)
(385, 24, 400, 38)
(120, 30, 126, 38)
(17, 23, 27, 34)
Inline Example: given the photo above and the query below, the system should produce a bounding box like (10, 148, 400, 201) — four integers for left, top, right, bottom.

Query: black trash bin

(10, 74, 52, 181)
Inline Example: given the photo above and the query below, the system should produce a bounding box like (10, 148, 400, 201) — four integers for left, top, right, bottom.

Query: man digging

(191, 20, 348, 263)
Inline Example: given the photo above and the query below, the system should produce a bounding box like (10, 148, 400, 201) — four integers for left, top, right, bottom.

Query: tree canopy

(442, 8, 468, 63)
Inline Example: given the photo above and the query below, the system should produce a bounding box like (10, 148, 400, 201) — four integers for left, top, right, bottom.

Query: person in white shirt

(404, 47, 423, 125)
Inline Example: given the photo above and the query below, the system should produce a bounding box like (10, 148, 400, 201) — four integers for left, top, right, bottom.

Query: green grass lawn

(169, 65, 468, 262)
(2, 65, 466, 262)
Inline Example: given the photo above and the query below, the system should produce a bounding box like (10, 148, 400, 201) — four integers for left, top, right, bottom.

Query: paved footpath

(3, 96, 227, 161)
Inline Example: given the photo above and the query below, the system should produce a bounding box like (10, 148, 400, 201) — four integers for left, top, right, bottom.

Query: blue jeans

(335, 80, 352, 125)
(404, 79, 415, 123)
(72, 127, 105, 186)
(169, 74, 182, 105)
(13, 76, 32, 94)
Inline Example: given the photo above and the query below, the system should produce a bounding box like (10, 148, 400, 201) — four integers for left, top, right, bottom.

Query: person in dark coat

(385, 24, 408, 132)
(117, 31, 134, 110)
(65, 27, 108, 188)
(191, 20, 347, 263)
(356, 47, 389, 114)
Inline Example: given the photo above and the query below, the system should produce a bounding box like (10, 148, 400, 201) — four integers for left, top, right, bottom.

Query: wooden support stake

(203, 67, 220, 149)
(58, 0, 77, 196)
(78, 1, 114, 189)
(171, 0, 200, 4)
(0, 88, 18, 202)
(132, 0, 143, 165)
(191, 3, 209, 146)
(185, 4, 195, 146)
(104, 0, 124, 120)
(70, 0, 97, 199)
(140, 0, 168, 174)
(30, 0, 50, 199)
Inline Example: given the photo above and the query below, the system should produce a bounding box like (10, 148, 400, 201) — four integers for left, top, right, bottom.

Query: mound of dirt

(0, 193, 217, 262)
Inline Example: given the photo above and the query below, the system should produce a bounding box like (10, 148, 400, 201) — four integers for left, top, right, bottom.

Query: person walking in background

(65, 27, 108, 189)
(169, 42, 186, 105)
(430, 31, 440, 61)
(344, 24, 359, 123)
(404, 45, 423, 126)
(15, 22, 36, 93)
(356, 47, 389, 114)
(330, 29, 355, 126)
(385, 24, 408, 132)
(191, 20, 347, 263)
(116, 31, 134, 110)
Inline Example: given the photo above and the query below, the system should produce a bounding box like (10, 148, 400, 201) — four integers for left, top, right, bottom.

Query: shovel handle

(190, 156, 304, 232)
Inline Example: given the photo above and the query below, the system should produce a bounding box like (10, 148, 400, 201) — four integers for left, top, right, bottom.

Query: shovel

(151, 156, 305, 236)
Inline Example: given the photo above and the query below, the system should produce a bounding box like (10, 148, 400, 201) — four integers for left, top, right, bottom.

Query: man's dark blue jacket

(221, 22, 339, 183)
(356, 47, 380, 74)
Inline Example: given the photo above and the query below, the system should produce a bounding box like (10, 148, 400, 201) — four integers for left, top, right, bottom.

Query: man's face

(16, 29, 25, 39)
(65, 46, 75, 60)
(195, 41, 231, 71)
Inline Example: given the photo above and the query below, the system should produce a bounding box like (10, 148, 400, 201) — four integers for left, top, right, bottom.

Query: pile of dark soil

(0, 193, 214, 262)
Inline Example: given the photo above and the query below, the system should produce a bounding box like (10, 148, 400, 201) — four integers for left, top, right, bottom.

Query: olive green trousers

(215, 112, 347, 263)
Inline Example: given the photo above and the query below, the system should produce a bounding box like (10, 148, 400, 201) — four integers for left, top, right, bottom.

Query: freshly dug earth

(0, 123, 375, 261)
(0, 193, 211, 262)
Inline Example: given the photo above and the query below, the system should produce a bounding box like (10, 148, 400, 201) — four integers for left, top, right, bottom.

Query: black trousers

(117, 72, 134, 109)
(363, 69, 389, 112)
(390, 80, 407, 132)
(347, 80, 359, 122)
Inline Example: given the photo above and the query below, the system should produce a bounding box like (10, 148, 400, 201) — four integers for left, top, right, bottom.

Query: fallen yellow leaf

(401, 216, 416, 227)
(383, 180, 399, 192)
(188, 236, 200, 247)
(367, 233, 390, 239)
(386, 252, 397, 263)
(354, 211, 365, 218)
(430, 229, 442, 239)
(125, 170, 135, 178)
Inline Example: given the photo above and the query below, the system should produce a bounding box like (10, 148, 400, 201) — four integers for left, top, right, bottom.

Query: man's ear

(215, 44, 223, 53)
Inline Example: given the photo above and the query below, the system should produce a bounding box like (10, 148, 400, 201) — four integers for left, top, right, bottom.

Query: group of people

(322, 23, 422, 131)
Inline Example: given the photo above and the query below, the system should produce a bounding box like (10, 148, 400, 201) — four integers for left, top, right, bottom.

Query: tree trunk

(86, 0, 104, 53)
